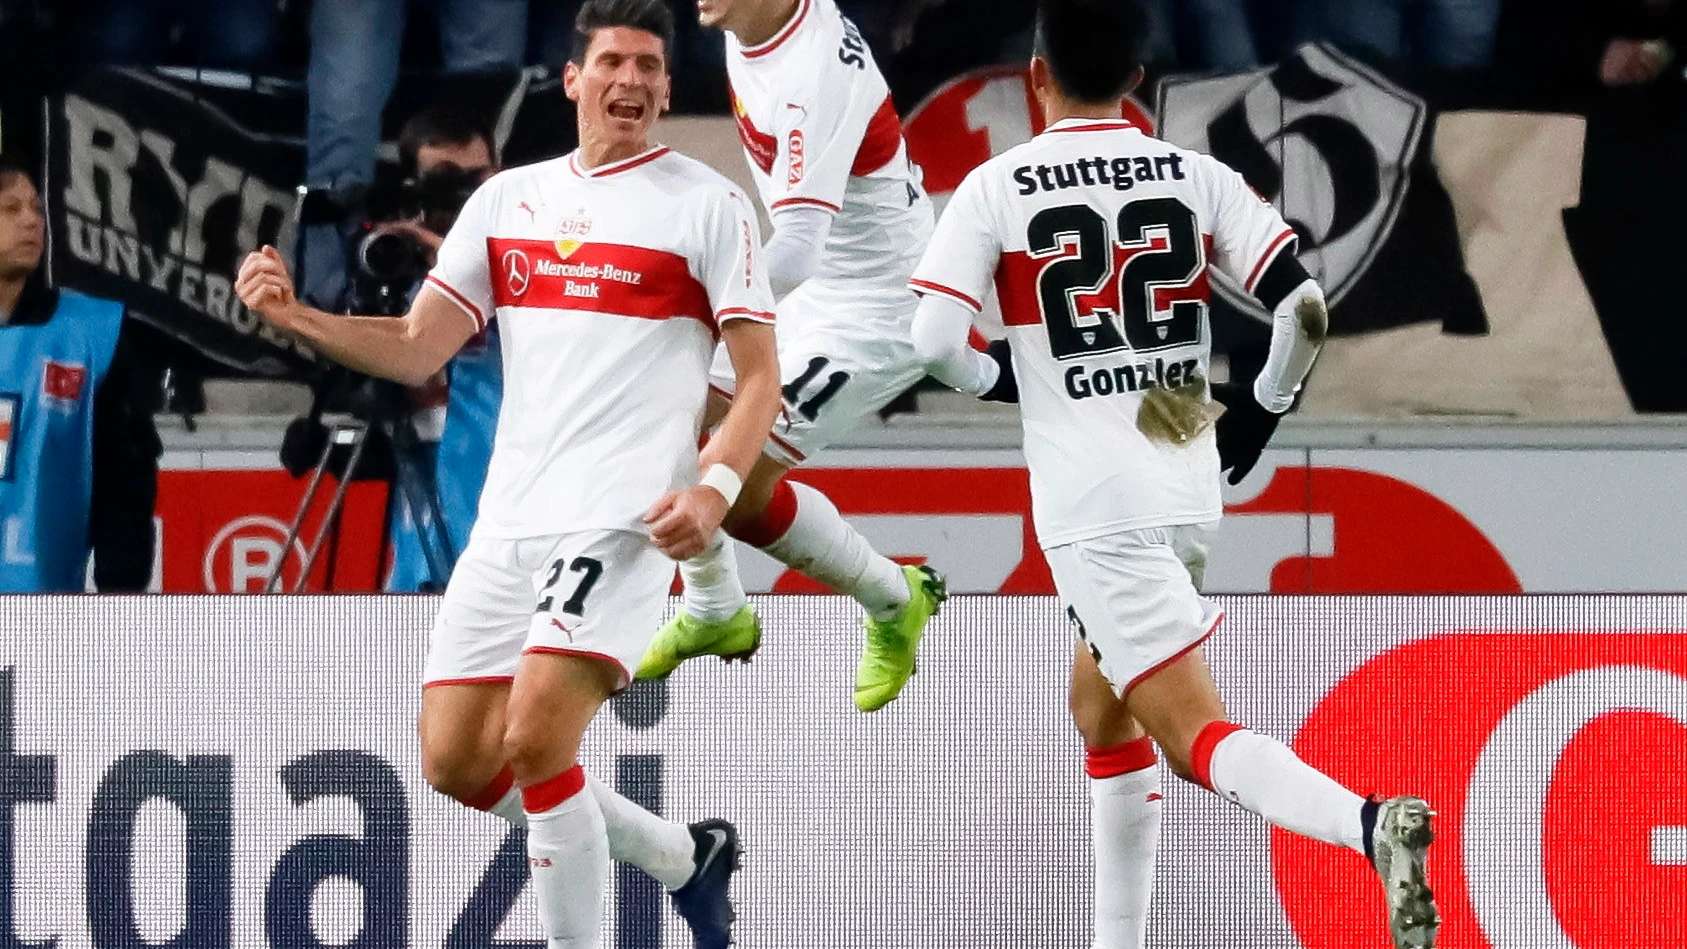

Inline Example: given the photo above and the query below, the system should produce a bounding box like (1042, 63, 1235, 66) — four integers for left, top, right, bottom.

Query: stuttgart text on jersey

(1013, 152, 1189, 195)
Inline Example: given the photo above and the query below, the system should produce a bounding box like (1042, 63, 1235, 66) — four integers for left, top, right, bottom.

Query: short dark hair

(398, 105, 496, 177)
(0, 153, 33, 191)
(1033, 0, 1147, 105)
(571, 0, 676, 64)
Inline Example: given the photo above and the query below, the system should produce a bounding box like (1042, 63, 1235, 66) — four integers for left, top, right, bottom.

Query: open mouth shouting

(606, 98, 648, 123)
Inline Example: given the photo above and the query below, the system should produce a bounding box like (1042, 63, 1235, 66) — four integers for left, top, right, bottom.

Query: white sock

(587, 774, 697, 890)
(680, 531, 749, 624)
(1201, 725, 1366, 852)
(487, 787, 528, 827)
(469, 773, 695, 890)
(525, 767, 608, 948)
(762, 482, 908, 619)
(1091, 766, 1160, 949)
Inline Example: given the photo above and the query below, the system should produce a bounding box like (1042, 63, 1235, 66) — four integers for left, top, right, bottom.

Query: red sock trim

(521, 764, 587, 814)
(1085, 737, 1158, 779)
(730, 479, 798, 548)
(1190, 721, 1248, 791)
(464, 766, 516, 811)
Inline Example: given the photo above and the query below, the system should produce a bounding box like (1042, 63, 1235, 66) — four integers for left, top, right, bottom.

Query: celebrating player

(909, 2, 1440, 947)
(634, 0, 947, 712)
(236, 2, 779, 946)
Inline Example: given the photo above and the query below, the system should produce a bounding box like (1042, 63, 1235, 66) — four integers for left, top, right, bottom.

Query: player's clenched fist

(234, 245, 304, 331)
(643, 486, 731, 561)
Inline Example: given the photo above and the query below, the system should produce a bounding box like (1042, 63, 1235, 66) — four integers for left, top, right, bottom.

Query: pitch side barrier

(1, 595, 1679, 947)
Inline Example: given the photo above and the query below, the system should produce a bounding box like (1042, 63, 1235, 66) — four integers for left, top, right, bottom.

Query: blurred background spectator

(76, 0, 282, 70)
(0, 155, 162, 592)
(1497, 0, 1686, 105)
(1313, 0, 1499, 68)
(1142, 0, 1262, 72)
(299, 0, 527, 309)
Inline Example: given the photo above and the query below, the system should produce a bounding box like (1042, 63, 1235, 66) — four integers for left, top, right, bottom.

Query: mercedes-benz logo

(503, 249, 531, 297)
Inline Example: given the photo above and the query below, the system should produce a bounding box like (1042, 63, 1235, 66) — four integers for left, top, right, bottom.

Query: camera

(346, 164, 485, 315)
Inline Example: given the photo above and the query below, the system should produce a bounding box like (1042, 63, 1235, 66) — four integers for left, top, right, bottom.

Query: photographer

(374, 105, 504, 593)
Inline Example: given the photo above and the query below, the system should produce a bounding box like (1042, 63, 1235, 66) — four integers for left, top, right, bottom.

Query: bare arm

(699, 318, 781, 478)
(234, 246, 475, 386)
(644, 318, 779, 561)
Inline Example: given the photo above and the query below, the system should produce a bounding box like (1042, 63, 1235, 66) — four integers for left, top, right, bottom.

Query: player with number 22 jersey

(911, 2, 1442, 948)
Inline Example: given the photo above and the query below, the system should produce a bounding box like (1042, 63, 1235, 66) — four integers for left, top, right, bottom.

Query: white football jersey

(726, 0, 932, 286)
(427, 146, 775, 540)
(910, 117, 1298, 547)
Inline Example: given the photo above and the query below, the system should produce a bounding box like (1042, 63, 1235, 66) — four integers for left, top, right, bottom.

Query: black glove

(979, 338, 1019, 404)
(1212, 382, 1282, 485)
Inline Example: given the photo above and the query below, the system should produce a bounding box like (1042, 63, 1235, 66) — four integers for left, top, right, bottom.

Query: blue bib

(0, 291, 124, 592)
(386, 323, 502, 592)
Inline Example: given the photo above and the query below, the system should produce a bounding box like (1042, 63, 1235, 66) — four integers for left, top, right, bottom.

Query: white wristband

(698, 464, 743, 507)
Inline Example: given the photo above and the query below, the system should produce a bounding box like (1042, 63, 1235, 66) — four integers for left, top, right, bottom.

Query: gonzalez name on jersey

(910, 117, 1298, 546)
(426, 147, 775, 542)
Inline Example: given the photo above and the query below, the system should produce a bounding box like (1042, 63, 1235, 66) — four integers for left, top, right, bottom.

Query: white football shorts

(1045, 521, 1225, 698)
(423, 529, 675, 691)
(710, 279, 929, 467)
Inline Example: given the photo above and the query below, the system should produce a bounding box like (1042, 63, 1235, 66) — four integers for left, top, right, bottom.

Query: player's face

(695, 0, 770, 32)
(565, 27, 672, 149)
(695, 0, 737, 30)
(0, 174, 44, 279)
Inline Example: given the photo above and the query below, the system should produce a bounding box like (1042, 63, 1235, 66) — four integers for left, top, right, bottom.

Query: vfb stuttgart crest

(556, 210, 593, 260)
(1158, 43, 1427, 315)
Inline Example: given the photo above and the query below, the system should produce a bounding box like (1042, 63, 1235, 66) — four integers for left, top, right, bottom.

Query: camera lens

(358, 230, 419, 282)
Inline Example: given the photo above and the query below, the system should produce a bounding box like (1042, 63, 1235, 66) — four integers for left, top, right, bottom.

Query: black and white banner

(1155, 44, 1490, 376)
(44, 70, 313, 377)
(42, 68, 574, 378)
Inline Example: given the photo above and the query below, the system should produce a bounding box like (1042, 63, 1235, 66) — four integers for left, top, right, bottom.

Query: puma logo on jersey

(1014, 153, 1187, 196)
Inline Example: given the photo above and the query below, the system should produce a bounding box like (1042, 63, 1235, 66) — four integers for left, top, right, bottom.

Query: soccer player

(635, 0, 947, 712)
(236, 2, 778, 946)
(908, 2, 1440, 948)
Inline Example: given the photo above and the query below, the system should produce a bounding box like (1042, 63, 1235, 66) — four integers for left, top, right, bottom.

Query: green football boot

(636, 605, 762, 680)
(855, 565, 948, 711)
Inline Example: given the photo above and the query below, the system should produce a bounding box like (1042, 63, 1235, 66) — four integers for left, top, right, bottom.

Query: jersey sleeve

(424, 180, 498, 331)
(768, 65, 872, 216)
(1202, 158, 1299, 297)
(701, 187, 777, 326)
(908, 169, 1001, 313)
